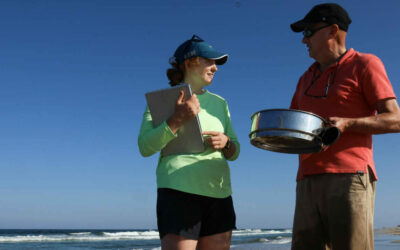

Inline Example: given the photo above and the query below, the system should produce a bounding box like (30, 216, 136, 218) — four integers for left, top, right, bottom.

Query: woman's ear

(184, 59, 191, 70)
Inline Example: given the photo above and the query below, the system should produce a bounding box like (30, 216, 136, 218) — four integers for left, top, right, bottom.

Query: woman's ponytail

(166, 64, 184, 86)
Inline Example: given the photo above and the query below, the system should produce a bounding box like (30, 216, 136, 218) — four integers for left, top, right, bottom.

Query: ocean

(0, 228, 399, 249)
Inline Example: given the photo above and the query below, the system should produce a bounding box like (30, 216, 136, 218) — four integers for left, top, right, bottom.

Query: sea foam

(0, 230, 159, 243)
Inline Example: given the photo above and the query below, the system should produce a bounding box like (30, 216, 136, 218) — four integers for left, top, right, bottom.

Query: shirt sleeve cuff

(160, 120, 178, 142)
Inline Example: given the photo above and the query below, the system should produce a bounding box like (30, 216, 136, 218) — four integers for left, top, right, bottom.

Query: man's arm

(327, 98, 400, 134)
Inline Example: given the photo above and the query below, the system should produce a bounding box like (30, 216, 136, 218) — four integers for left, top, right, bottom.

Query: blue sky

(1, 0, 399, 229)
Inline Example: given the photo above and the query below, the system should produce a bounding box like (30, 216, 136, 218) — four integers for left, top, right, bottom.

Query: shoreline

(376, 226, 400, 243)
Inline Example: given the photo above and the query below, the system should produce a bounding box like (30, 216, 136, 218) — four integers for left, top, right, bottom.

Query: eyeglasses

(303, 24, 331, 38)
(304, 66, 338, 98)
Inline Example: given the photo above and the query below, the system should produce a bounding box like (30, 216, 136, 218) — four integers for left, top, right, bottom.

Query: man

(289, 3, 400, 250)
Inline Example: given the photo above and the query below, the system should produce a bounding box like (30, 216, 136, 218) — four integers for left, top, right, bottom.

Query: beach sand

(376, 226, 400, 243)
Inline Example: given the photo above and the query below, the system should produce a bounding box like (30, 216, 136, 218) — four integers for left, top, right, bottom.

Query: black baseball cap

(290, 3, 352, 32)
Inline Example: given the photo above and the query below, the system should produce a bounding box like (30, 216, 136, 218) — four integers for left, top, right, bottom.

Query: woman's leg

(161, 234, 197, 250)
(197, 230, 232, 250)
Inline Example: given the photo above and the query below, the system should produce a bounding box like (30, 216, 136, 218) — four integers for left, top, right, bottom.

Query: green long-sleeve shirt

(138, 90, 240, 198)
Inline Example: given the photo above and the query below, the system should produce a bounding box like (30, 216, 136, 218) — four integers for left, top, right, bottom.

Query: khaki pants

(291, 168, 376, 250)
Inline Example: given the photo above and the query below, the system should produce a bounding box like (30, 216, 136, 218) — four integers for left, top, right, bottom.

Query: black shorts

(156, 188, 236, 239)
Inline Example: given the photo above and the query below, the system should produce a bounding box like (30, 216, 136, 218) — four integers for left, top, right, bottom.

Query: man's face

(302, 22, 331, 60)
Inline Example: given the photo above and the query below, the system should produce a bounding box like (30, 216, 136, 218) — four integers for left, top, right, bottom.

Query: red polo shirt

(290, 48, 396, 181)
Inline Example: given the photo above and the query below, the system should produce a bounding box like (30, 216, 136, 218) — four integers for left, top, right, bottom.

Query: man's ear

(329, 24, 340, 38)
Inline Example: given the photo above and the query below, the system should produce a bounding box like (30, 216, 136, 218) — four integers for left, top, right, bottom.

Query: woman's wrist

(222, 138, 235, 158)
(166, 114, 183, 134)
(223, 136, 232, 150)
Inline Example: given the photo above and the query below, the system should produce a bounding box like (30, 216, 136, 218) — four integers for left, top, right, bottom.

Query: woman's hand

(203, 131, 236, 158)
(167, 90, 200, 133)
(202, 131, 229, 150)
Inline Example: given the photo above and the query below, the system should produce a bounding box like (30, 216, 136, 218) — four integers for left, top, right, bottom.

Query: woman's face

(186, 57, 218, 87)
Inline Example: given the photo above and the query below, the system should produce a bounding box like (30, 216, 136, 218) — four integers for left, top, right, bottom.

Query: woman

(138, 35, 240, 250)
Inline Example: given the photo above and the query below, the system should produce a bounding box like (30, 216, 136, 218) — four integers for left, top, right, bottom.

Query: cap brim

(201, 51, 228, 65)
(214, 55, 228, 65)
(290, 19, 307, 32)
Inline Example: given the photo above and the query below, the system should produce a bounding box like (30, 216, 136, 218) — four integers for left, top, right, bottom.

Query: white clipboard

(145, 84, 205, 156)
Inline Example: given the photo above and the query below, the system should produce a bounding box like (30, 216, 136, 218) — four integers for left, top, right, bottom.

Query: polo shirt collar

(309, 48, 355, 73)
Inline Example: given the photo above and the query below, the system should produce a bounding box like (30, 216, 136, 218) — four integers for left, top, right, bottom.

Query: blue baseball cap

(169, 35, 228, 65)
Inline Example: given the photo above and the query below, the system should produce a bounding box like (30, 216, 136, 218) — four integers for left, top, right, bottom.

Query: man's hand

(326, 117, 353, 133)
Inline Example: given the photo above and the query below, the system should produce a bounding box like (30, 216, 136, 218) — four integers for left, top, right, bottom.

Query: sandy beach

(376, 226, 400, 243)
